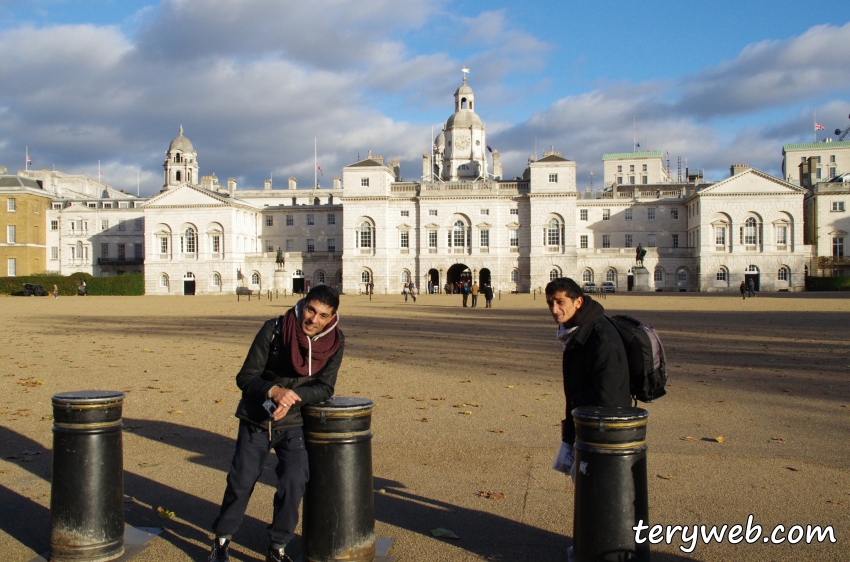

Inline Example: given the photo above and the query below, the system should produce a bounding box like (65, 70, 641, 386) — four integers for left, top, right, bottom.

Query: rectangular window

(625, 234, 633, 248)
(672, 234, 679, 248)
(327, 213, 336, 224)
(830, 155, 836, 163)
(51, 247, 58, 260)
(480, 229, 489, 247)
(580, 209, 588, 221)
(830, 167, 837, 178)
(400, 210, 409, 217)
(134, 218, 142, 231)
(286, 215, 293, 226)
(602, 235, 610, 248)
(282, 239, 292, 252)
(648, 208, 656, 220)
(832, 201, 846, 212)
(361, 178, 369, 187)
(510, 208, 518, 215)
(99, 220, 107, 230)
(629, 176, 636, 185)
(53, 203, 62, 210)
(617, 177, 623, 185)
(671, 209, 679, 219)
(580, 235, 588, 249)
(7, 198, 15, 211)
(266, 241, 274, 253)
(7, 258, 16, 276)
(101, 243, 109, 258)
(327, 238, 336, 252)
(51, 220, 59, 230)
(480, 208, 489, 215)
(602, 208, 610, 220)
(307, 239, 315, 252)
(617, 165, 622, 172)
(776, 226, 787, 246)
(265, 215, 273, 227)
(642, 164, 648, 172)
(647, 234, 656, 248)
(306, 214, 314, 226)
(118, 244, 126, 261)
(428, 230, 437, 248)
(642, 176, 648, 184)
(134, 243, 143, 259)
(400, 231, 409, 248)
(160, 237, 168, 254)
(118, 219, 126, 231)
(548, 173, 558, 183)
(817, 168, 822, 180)
(429, 209, 437, 216)
(625, 209, 632, 221)
(212, 235, 220, 253)
(69, 246, 75, 260)
(510, 231, 519, 248)
(715, 227, 726, 246)
(833, 237, 845, 258)
(629, 165, 635, 172)
(6, 225, 15, 243)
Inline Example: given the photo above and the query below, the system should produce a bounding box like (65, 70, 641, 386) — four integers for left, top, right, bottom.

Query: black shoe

(208, 537, 231, 562)
(265, 547, 293, 562)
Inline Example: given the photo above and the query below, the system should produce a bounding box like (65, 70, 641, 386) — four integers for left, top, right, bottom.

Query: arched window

(359, 222, 372, 248)
(183, 227, 197, 253)
(716, 268, 727, 281)
(295, 269, 303, 276)
(76, 241, 83, 260)
(582, 269, 593, 283)
(547, 218, 560, 246)
(452, 220, 465, 248)
(176, 170, 182, 182)
(401, 270, 411, 283)
(744, 217, 758, 245)
(188, 170, 192, 183)
(251, 272, 260, 285)
(510, 269, 519, 283)
(317, 271, 325, 284)
(361, 271, 371, 283)
(549, 269, 560, 281)
(654, 269, 663, 283)
(746, 265, 759, 273)
(159, 274, 169, 288)
(606, 269, 616, 283)
(777, 267, 789, 281)
(212, 273, 221, 287)
(677, 268, 688, 282)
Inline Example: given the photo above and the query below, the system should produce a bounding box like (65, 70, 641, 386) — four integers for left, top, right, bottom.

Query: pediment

(698, 169, 806, 196)
(506, 221, 521, 230)
(397, 223, 411, 231)
(424, 222, 440, 229)
(143, 184, 232, 208)
(477, 222, 492, 229)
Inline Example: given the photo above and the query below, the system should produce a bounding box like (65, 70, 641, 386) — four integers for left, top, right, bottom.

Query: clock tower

(434, 74, 488, 181)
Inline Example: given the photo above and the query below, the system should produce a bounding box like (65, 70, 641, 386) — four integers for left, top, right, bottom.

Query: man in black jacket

(209, 285, 344, 562)
(545, 277, 630, 472)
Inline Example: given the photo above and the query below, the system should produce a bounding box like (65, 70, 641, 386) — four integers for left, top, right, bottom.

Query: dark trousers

(212, 422, 309, 547)
(462, 293, 468, 306)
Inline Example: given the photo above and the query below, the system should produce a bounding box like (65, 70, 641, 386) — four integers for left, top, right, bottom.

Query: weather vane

(461, 67, 470, 82)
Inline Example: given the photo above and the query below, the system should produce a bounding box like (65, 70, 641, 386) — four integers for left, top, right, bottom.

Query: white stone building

(805, 176, 849, 276)
(782, 140, 850, 187)
(602, 152, 673, 188)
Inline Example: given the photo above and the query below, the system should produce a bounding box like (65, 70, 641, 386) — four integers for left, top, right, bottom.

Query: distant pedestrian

(461, 282, 470, 307)
(403, 283, 409, 302)
(747, 278, 756, 298)
(483, 284, 494, 308)
(471, 281, 480, 308)
(53, 284, 58, 299)
(410, 282, 417, 303)
(444, 282, 450, 295)
(369, 282, 374, 296)
(739, 280, 746, 300)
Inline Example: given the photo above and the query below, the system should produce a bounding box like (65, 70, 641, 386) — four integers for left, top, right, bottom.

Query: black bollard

(572, 406, 650, 562)
(50, 391, 125, 562)
(302, 397, 375, 562)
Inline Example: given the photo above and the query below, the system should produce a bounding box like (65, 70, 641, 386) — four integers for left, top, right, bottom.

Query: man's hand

(268, 387, 302, 421)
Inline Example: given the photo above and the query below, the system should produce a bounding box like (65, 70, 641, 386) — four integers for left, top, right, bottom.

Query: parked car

(583, 282, 597, 293)
(12, 283, 49, 297)
(602, 281, 616, 293)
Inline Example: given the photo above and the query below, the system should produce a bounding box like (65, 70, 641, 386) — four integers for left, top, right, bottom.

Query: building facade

(0, 169, 53, 277)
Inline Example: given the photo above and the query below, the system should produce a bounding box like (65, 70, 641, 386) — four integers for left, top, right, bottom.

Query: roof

(602, 151, 664, 160)
(347, 158, 386, 168)
(446, 111, 483, 130)
(536, 154, 572, 163)
(168, 126, 195, 153)
(782, 141, 850, 152)
(0, 175, 42, 189)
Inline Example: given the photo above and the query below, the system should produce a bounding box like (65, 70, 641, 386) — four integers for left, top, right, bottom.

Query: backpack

(606, 315, 667, 404)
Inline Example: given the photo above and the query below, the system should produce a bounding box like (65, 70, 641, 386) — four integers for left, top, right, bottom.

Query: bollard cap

(52, 390, 125, 405)
(306, 396, 374, 411)
(572, 406, 647, 423)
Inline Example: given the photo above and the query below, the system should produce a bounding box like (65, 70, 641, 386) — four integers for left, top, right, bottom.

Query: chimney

(390, 157, 400, 180)
(493, 150, 502, 180)
(0, 167, 6, 174)
(730, 164, 748, 177)
(288, 177, 297, 190)
(333, 176, 341, 189)
(227, 178, 237, 195)
(264, 178, 272, 190)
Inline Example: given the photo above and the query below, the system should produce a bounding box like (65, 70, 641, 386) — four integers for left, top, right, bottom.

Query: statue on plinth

(635, 243, 647, 267)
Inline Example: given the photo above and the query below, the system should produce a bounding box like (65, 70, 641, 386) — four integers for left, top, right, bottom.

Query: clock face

(454, 134, 471, 150)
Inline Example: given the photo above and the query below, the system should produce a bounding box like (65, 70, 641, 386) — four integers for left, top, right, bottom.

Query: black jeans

(212, 422, 309, 547)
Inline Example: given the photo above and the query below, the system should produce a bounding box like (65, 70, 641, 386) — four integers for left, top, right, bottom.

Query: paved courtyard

(1, 291, 848, 561)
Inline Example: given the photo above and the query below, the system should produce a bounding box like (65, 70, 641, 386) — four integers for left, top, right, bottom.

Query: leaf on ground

(785, 466, 800, 472)
(521, 414, 535, 418)
(711, 436, 725, 443)
(156, 507, 175, 519)
(768, 437, 785, 444)
(215, 399, 224, 404)
(381, 395, 394, 399)
(826, 499, 841, 504)
(431, 527, 460, 539)
(505, 385, 514, 389)
(461, 411, 472, 415)
(657, 474, 675, 480)
(420, 418, 429, 422)
(138, 462, 158, 468)
(479, 491, 506, 500)
(168, 410, 182, 415)
(680, 436, 699, 441)
(459, 380, 471, 384)
(490, 429, 505, 434)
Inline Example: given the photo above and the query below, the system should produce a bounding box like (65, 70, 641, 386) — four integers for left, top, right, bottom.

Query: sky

(1, 0, 848, 196)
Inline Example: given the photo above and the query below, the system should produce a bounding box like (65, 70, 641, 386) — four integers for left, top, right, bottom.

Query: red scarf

(279, 303, 341, 376)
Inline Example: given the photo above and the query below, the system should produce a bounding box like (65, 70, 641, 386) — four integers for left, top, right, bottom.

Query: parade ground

(1, 291, 848, 561)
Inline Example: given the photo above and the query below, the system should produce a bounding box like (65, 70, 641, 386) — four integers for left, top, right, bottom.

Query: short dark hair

(305, 285, 340, 314)
(545, 277, 583, 300)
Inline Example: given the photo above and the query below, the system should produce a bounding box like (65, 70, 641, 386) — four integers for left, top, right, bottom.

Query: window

(602, 209, 610, 220)
(134, 243, 142, 259)
(429, 209, 437, 216)
(647, 234, 656, 247)
(183, 228, 196, 253)
(480, 208, 489, 215)
(117, 219, 125, 231)
(832, 201, 846, 212)
(160, 237, 168, 254)
(51, 220, 59, 231)
(7, 225, 16, 243)
(265, 215, 273, 227)
(361, 271, 371, 283)
(480, 229, 489, 247)
(715, 227, 726, 246)
(266, 241, 274, 253)
(7, 198, 16, 211)
(159, 274, 169, 288)
(251, 272, 260, 285)
(677, 269, 688, 282)
(629, 165, 635, 172)
(286, 239, 293, 252)
(452, 221, 465, 247)
(400, 231, 409, 248)
(776, 226, 787, 246)
(629, 176, 636, 185)
(317, 271, 326, 284)
(580, 209, 588, 221)
(327, 213, 336, 224)
(777, 267, 789, 281)
(510, 269, 519, 282)
(830, 155, 836, 163)
(401, 270, 410, 283)
(582, 270, 593, 283)
(307, 239, 315, 252)
(648, 208, 656, 220)
(213, 273, 221, 287)
(50, 247, 58, 260)
(361, 178, 370, 187)
(654, 269, 663, 283)
(830, 167, 837, 178)
(510, 231, 519, 248)
(428, 230, 437, 248)
(671, 209, 679, 220)
(580, 235, 588, 249)
(606, 269, 616, 283)
(117, 243, 125, 261)
(602, 234, 610, 248)
(817, 168, 822, 180)
(212, 235, 220, 254)
(642, 176, 648, 185)
(327, 238, 336, 252)
(359, 222, 372, 248)
(53, 203, 63, 210)
(101, 243, 109, 258)
(642, 164, 648, 172)
(118, 201, 129, 209)
(833, 237, 845, 258)
(306, 214, 314, 226)
(625, 209, 632, 221)
(672, 234, 679, 248)
(549, 174, 558, 183)
(295, 269, 303, 276)
(400, 210, 409, 217)
(510, 208, 519, 215)
(617, 177, 623, 185)
(547, 219, 560, 246)
(625, 234, 633, 248)
(550, 269, 560, 281)
(716, 268, 727, 282)
(134, 218, 142, 231)
(617, 165, 623, 172)
(286, 215, 293, 226)
(744, 217, 757, 245)
(459, 164, 469, 170)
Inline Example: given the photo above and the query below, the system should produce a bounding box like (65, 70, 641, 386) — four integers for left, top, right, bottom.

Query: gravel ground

(1, 291, 848, 562)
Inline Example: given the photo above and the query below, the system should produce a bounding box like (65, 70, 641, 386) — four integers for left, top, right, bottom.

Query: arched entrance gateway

(479, 268, 491, 287)
(446, 263, 472, 292)
(183, 272, 196, 296)
(745, 265, 760, 291)
(428, 268, 439, 293)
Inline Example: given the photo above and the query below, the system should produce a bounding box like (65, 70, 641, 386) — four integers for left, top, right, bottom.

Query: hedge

(805, 275, 850, 291)
(0, 273, 144, 296)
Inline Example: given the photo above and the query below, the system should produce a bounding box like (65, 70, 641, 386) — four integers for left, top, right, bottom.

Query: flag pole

(314, 138, 317, 189)
(137, 168, 140, 197)
(813, 108, 816, 143)
(25, 146, 28, 171)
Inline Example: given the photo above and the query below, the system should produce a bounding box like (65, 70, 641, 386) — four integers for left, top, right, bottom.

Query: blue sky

(1, 0, 848, 195)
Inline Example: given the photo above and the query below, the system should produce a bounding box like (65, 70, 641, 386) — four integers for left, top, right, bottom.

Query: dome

(435, 131, 445, 148)
(446, 111, 483, 130)
(454, 82, 474, 97)
(169, 125, 194, 153)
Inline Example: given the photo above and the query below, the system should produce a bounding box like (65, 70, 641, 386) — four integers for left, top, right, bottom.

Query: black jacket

(561, 295, 631, 445)
(234, 315, 344, 432)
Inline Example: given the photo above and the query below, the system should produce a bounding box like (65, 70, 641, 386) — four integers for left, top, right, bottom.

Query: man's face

(301, 299, 336, 337)
(546, 291, 583, 325)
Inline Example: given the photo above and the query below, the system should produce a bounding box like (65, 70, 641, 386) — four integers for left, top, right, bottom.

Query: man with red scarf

(209, 285, 344, 562)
